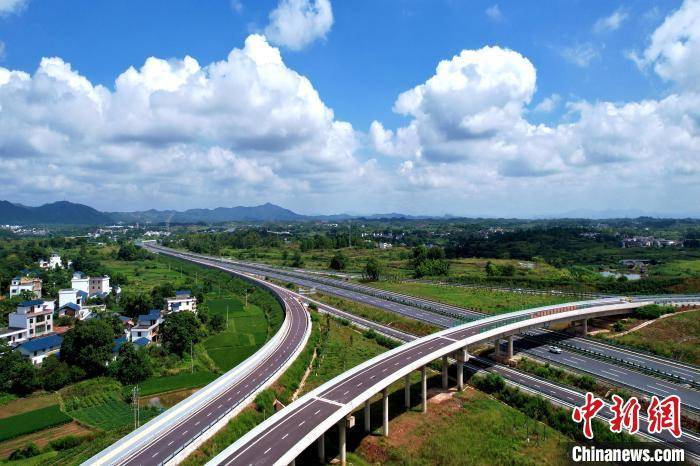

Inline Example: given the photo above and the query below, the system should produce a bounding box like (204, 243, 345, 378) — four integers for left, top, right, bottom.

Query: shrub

(9, 443, 40, 460)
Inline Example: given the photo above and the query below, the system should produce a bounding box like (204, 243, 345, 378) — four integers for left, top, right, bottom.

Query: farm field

(103, 257, 185, 293)
(0, 393, 58, 419)
(0, 405, 71, 442)
(0, 421, 92, 460)
(203, 300, 269, 372)
(369, 281, 569, 314)
(139, 371, 218, 397)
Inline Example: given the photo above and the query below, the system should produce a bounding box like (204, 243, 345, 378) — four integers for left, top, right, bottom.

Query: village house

(16, 334, 62, 365)
(38, 253, 67, 269)
(130, 310, 163, 343)
(9, 276, 42, 298)
(166, 290, 197, 314)
(8, 299, 55, 339)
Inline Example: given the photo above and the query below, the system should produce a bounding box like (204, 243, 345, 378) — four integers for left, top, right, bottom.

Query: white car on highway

(548, 345, 562, 354)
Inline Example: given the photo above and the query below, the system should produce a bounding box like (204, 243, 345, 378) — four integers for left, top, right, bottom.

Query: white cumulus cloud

(633, 0, 700, 91)
(264, 0, 333, 50)
(0, 0, 28, 16)
(0, 34, 370, 210)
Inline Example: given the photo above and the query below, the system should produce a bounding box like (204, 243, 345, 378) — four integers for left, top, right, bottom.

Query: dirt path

(291, 348, 317, 401)
(610, 308, 699, 338)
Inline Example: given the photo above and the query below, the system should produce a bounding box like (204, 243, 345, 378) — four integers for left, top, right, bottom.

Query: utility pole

(132, 385, 140, 429)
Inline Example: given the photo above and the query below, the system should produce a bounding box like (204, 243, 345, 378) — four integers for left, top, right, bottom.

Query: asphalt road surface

(113, 246, 310, 466)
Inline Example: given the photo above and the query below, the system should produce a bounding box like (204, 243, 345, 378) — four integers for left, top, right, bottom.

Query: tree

(0, 340, 38, 395)
(121, 293, 153, 318)
(363, 258, 381, 281)
(116, 243, 143, 261)
(210, 314, 226, 332)
(113, 342, 152, 385)
(290, 250, 304, 268)
(161, 312, 202, 356)
(61, 320, 114, 377)
(329, 251, 348, 271)
(38, 355, 73, 391)
(485, 261, 497, 277)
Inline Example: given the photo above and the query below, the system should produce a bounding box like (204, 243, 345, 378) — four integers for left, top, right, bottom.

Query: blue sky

(0, 0, 698, 216)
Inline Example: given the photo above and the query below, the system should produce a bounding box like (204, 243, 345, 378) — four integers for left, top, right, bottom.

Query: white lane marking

(264, 447, 272, 454)
(314, 409, 321, 415)
(282, 433, 289, 439)
(167, 441, 174, 446)
(343, 390, 349, 396)
(195, 421, 200, 426)
(298, 421, 306, 427)
(182, 430, 189, 436)
(152, 452, 159, 458)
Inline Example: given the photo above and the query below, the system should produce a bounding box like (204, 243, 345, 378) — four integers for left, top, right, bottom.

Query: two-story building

(59, 288, 88, 308)
(16, 334, 62, 365)
(9, 300, 55, 339)
(9, 276, 42, 298)
(166, 290, 197, 314)
(0, 326, 30, 346)
(130, 310, 162, 343)
(38, 253, 63, 269)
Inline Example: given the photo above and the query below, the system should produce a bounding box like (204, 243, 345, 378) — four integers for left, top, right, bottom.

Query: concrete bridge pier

(493, 338, 502, 357)
(507, 335, 514, 359)
(339, 419, 346, 466)
(364, 399, 371, 432)
(580, 318, 588, 336)
(317, 433, 325, 463)
(382, 388, 389, 436)
(441, 355, 449, 389)
(421, 366, 428, 413)
(404, 374, 411, 408)
(456, 348, 467, 391)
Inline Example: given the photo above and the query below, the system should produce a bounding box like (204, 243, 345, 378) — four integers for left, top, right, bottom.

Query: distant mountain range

(1, 200, 697, 226)
(0, 200, 436, 225)
(0, 200, 112, 225)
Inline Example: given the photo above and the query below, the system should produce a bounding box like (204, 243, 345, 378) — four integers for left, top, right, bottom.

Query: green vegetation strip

(0, 405, 71, 442)
(139, 371, 218, 397)
(313, 292, 439, 336)
(600, 308, 700, 366)
(371, 281, 569, 315)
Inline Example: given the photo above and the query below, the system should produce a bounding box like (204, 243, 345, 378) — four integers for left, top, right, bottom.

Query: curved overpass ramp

(209, 298, 683, 465)
(85, 247, 311, 466)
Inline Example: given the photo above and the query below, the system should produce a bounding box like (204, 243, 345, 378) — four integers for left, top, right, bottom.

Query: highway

(209, 298, 700, 465)
(307, 295, 700, 461)
(86, 246, 311, 466)
(159, 250, 700, 409)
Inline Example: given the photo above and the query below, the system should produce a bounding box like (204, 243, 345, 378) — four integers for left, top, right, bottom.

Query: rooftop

(17, 334, 62, 352)
(19, 299, 45, 307)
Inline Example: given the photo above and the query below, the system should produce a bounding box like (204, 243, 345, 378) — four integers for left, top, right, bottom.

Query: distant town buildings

(621, 236, 682, 248)
(9, 276, 42, 298)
